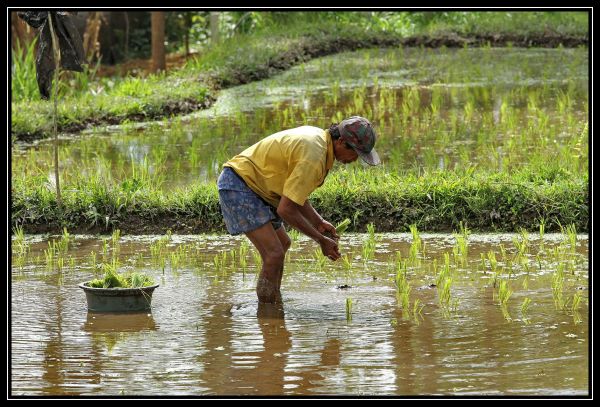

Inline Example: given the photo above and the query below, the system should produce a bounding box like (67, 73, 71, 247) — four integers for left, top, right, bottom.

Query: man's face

(335, 138, 359, 164)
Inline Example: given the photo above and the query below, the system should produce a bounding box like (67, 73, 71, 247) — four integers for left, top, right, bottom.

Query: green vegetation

(11, 11, 587, 141)
(88, 266, 155, 288)
(335, 218, 351, 235)
(346, 297, 353, 322)
(12, 165, 587, 234)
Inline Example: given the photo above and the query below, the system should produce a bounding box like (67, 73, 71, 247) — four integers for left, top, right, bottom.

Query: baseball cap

(338, 116, 381, 166)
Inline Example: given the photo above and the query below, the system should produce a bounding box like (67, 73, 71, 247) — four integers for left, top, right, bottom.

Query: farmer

(217, 116, 380, 303)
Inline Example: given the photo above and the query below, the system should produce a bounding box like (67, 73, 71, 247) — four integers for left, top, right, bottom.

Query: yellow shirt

(224, 126, 335, 207)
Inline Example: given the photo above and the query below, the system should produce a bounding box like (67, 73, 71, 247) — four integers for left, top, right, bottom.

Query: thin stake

(47, 12, 61, 208)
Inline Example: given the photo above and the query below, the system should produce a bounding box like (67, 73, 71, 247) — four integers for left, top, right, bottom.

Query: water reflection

(83, 312, 157, 333)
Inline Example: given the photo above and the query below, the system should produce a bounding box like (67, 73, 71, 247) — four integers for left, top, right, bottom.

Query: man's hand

(317, 220, 339, 241)
(319, 235, 340, 261)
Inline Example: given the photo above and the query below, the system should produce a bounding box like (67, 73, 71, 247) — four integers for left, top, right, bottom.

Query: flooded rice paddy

(11, 231, 588, 396)
(12, 47, 588, 190)
(11, 45, 589, 396)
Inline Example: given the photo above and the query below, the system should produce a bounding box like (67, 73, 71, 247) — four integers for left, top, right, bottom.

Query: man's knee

(264, 247, 285, 266)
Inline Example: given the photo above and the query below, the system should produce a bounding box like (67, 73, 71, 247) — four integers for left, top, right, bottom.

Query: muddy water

(11, 233, 589, 396)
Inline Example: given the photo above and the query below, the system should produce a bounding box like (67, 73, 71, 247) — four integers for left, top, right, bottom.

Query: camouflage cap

(338, 116, 381, 166)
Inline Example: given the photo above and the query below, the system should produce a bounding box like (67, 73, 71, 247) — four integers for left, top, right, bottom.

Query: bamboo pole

(47, 12, 61, 208)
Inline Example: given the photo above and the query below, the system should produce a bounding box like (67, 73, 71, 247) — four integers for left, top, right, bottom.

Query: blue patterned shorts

(217, 167, 283, 235)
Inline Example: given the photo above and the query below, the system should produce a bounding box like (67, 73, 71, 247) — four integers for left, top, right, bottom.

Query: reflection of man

(218, 116, 381, 303)
(255, 303, 292, 394)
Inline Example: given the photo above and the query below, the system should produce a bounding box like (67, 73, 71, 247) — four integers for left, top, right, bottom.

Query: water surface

(11, 232, 589, 396)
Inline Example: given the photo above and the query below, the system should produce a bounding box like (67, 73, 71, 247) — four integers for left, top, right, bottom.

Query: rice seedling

(238, 239, 249, 273)
(395, 260, 411, 318)
(12, 226, 28, 271)
(44, 242, 55, 271)
(571, 292, 583, 324)
(520, 297, 532, 322)
(361, 223, 377, 263)
(88, 260, 155, 288)
(494, 279, 513, 321)
(512, 228, 530, 260)
(434, 252, 457, 315)
(551, 262, 566, 310)
(562, 225, 578, 269)
(496, 280, 513, 306)
(170, 250, 183, 273)
(111, 229, 121, 259)
(150, 235, 170, 261)
(341, 254, 354, 285)
(412, 298, 424, 322)
(479, 253, 486, 272)
(213, 252, 225, 274)
(252, 249, 262, 268)
(538, 218, 546, 249)
(452, 225, 469, 267)
(313, 247, 327, 273)
(288, 227, 300, 243)
(88, 251, 100, 273)
(58, 227, 72, 256)
(102, 237, 110, 261)
(342, 254, 352, 272)
(486, 250, 501, 288)
(335, 218, 351, 235)
(345, 297, 353, 322)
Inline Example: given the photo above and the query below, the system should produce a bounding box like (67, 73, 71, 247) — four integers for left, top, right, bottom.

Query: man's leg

(275, 225, 291, 290)
(245, 222, 285, 303)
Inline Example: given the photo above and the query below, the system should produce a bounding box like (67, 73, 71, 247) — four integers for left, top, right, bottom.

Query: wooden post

(151, 12, 166, 72)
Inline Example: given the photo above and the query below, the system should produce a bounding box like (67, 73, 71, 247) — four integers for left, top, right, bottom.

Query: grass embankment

(12, 165, 588, 235)
(11, 12, 588, 142)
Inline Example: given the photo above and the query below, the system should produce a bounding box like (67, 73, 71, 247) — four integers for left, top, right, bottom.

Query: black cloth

(17, 11, 85, 99)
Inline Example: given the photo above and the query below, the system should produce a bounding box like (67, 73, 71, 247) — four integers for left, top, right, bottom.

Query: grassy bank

(12, 165, 588, 235)
(11, 12, 588, 142)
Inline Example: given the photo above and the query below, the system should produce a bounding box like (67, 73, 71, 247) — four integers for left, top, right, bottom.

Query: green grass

(11, 164, 588, 234)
